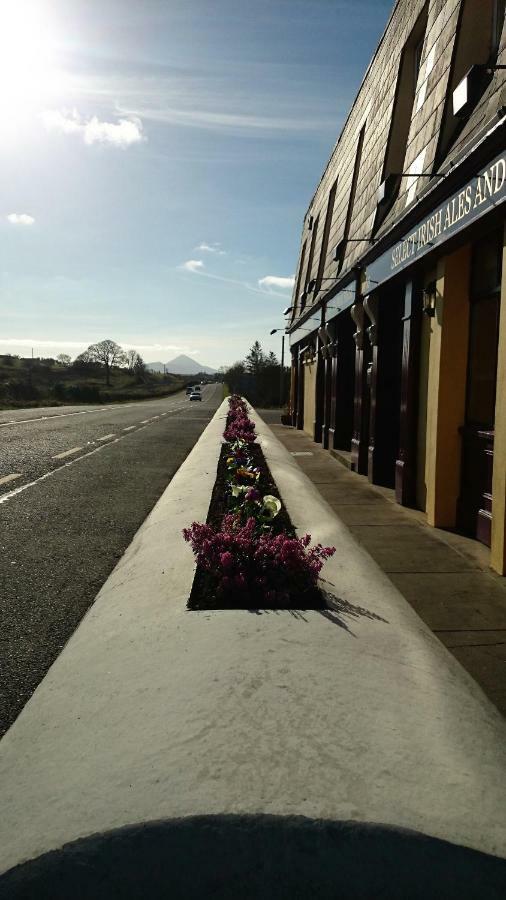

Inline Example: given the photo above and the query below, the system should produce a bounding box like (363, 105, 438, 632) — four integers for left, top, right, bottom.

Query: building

(287, 0, 506, 574)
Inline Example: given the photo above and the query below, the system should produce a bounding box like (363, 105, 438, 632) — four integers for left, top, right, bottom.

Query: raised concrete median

(1, 400, 506, 897)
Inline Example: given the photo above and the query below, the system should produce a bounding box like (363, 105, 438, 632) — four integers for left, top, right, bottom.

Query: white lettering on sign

(390, 156, 505, 270)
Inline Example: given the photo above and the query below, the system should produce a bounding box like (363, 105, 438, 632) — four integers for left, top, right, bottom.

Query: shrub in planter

(183, 514, 334, 608)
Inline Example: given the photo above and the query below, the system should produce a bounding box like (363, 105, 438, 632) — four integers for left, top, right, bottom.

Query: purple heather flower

(220, 551, 234, 570)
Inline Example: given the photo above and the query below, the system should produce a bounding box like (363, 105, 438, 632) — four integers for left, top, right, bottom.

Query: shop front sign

(367, 150, 506, 288)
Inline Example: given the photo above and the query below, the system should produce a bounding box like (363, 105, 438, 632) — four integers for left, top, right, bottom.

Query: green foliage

(223, 341, 288, 408)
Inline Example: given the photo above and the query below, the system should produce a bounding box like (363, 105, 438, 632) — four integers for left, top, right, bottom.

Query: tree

(86, 339, 127, 385)
(223, 360, 246, 395)
(133, 353, 147, 383)
(245, 340, 267, 375)
(125, 349, 138, 372)
(74, 350, 92, 364)
(56, 353, 71, 366)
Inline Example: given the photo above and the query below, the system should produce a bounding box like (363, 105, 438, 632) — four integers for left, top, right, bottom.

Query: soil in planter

(187, 442, 326, 611)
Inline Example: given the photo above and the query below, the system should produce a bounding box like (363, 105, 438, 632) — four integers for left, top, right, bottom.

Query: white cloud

(180, 259, 205, 272)
(177, 264, 291, 299)
(7, 213, 35, 226)
(195, 242, 226, 255)
(258, 275, 295, 291)
(41, 109, 145, 147)
(120, 103, 338, 136)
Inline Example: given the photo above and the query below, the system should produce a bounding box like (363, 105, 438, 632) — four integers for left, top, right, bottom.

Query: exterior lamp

(423, 281, 437, 317)
(283, 306, 293, 316)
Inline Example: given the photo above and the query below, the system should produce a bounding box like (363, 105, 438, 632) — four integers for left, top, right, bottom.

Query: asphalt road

(0, 385, 222, 736)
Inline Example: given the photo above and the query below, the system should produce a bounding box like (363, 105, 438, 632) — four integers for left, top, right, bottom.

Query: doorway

(457, 230, 502, 545)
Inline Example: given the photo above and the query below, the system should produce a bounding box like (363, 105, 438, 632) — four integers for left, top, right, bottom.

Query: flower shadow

(246, 586, 388, 637)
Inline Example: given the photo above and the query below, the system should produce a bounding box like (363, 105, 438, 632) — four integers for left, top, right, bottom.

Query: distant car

(193, 384, 201, 391)
(186, 386, 193, 395)
(189, 391, 202, 401)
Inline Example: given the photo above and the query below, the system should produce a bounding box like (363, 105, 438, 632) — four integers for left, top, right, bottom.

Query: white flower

(231, 484, 248, 498)
(262, 495, 282, 518)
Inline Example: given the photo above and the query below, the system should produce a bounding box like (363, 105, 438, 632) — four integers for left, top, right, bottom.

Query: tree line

(222, 341, 289, 408)
(66, 339, 146, 386)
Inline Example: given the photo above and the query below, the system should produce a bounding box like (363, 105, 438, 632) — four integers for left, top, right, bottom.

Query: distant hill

(147, 354, 216, 375)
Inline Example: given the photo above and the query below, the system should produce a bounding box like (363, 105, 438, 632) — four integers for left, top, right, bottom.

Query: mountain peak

(147, 354, 216, 375)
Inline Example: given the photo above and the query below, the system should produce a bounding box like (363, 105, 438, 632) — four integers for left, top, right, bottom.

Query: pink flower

(220, 551, 234, 570)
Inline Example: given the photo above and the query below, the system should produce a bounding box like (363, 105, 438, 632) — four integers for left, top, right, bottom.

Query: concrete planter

(1, 399, 506, 895)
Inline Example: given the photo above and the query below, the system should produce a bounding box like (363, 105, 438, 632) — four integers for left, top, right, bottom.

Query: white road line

(0, 408, 113, 428)
(98, 433, 115, 441)
(0, 473, 22, 486)
(123, 426, 136, 431)
(52, 446, 83, 460)
(0, 395, 217, 505)
(140, 419, 150, 424)
(0, 424, 150, 506)
(0, 395, 192, 429)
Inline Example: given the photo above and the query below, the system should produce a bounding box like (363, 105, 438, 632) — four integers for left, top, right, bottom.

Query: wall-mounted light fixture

(423, 281, 437, 317)
(283, 306, 293, 316)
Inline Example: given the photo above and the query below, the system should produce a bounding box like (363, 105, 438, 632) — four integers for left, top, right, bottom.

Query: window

(437, 0, 505, 163)
(292, 240, 307, 320)
(335, 125, 365, 272)
(314, 180, 338, 296)
(302, 214, 319, 309)
(374, 4, 429, 228)
(414, 35, 424, 83)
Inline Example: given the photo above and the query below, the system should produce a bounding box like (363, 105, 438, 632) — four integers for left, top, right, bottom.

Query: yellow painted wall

(425, 246, 471, 527)
(303, 360, 317, 438)
(491, 225, 506, 575)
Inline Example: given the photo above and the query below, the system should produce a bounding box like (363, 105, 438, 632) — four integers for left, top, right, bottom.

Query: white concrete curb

(0, 399, 506, 877)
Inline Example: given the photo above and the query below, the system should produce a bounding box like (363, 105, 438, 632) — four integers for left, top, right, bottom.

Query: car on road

(189, 391, 202, 401)
(185, 386, 193, 395)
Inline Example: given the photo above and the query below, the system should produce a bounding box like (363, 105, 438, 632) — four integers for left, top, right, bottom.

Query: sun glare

(0, 1, 65, 127)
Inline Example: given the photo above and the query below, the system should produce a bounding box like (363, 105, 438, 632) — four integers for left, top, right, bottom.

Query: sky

(0, 0, 393, 369)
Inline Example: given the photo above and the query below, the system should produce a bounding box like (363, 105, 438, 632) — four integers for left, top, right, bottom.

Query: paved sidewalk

(258, 412, 506, 717)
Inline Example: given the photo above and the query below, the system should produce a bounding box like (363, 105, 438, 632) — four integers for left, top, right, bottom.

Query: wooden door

(457, 232, 502, 545)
